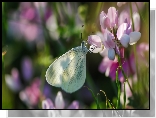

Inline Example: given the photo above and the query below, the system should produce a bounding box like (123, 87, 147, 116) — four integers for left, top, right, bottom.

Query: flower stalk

(118, 55, 134, 95)
(130, 2, 140, 91)
(116, 69, 121, 109)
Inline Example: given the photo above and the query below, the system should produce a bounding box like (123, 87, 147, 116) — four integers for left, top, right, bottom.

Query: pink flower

(88, 35, 102, 48)
(88, 7, 141, 60)
(21, 56, 33, 81)
(117, 22, 141, 47)
(118, 10, 140, 31)
(99, 43, 149, 81)
(19, 78, 41, 106)
(42, 91, 79, 109)
(5, 68, 22, 92)
(99, 55, 135, 81)
(102, 28, 116, 60)
(100, 7, 118, 29)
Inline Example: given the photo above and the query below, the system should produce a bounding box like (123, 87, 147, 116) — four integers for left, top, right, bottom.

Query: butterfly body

(45, 42, 88, 93)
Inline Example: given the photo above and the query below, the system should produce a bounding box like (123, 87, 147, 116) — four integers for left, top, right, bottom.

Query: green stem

(2, 55, 5, 80)
(116, 69, 120, 109)
(130, 2, 140, 91)
(95, 2, 103, 18)
(118, 55, 134, 95)
(135, 2, 146, 24)
(129, 2, 134, 31)
(123, 82, 126, 109)
(133, 45, 140, 89)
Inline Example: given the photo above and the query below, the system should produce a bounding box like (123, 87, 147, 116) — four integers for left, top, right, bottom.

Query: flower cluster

(88, 7, 141, 60)
(42, 91, 79, 109)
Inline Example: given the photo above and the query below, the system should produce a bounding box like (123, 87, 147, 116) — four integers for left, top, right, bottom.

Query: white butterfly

(45, 41, 95, 93)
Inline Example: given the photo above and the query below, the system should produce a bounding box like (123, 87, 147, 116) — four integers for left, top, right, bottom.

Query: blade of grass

(84, 86, 100, 109)
(123, 82, 126, 109)
(130, 2, 140, 93)
(100, 90, 116, 109)
(116, 69, 121, 109)
(100, 90, 108, 109)
(129, 2, 134, 31)
(135, 2, 146, 24)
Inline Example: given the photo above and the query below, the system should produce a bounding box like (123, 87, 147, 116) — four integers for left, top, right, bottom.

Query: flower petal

(67, 100, 79, 109)
(120, 34, 130, 48)
(55, 91, 65, 109)
(118, 11, 130, 26)
(88, 33, 104, 53)
(107, 35, 115, 48)
(109, 61, 119, 80)
(100, 47, 108, 57)
(102, 29, 115, 49)
(107, 7, 117, 28)
(21, 57, 33, 81)
(133, 12, 140, 32)
(117, 23, 128, 39)
(100, 11, 105, 26)
(87, 35, 102, 48)
(100, 11, 110, 29)
(108, 49, 115, 60)
(98, 57, 113, 73)
(129, 31, 141, 45)
(5, 74, 21, 92)
(42, 98, 55, 109)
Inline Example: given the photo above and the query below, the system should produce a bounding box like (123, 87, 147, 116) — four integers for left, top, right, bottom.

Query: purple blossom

(88, 35, 102, 48)
(100, 7, 118, 29)
(7, 2, 52, 42)
(118, 11, 140, 32)
(5, 68, 22, 92)
(87, 35, 103, 53)
(98, 57, 114, 74)
(21, 56, 33, 81)
(88, 7, 141, 61)
(101, 28, 115, 49)
(117, 22, 141, 46)
(42, 98, 55, 109)
(43, 83, 53, 98)
(19, 78, 41, 106)
(19, 2, 39, 22)
(42, 91, 79, 109)
(98, 43, 149, 81)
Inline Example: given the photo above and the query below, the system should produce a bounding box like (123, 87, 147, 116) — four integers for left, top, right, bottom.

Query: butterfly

(45, 41, 95, 93)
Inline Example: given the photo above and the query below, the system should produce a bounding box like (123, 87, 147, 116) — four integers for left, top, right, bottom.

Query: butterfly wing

(61, 47, 86, 93)
(45, 47, 77, 87)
